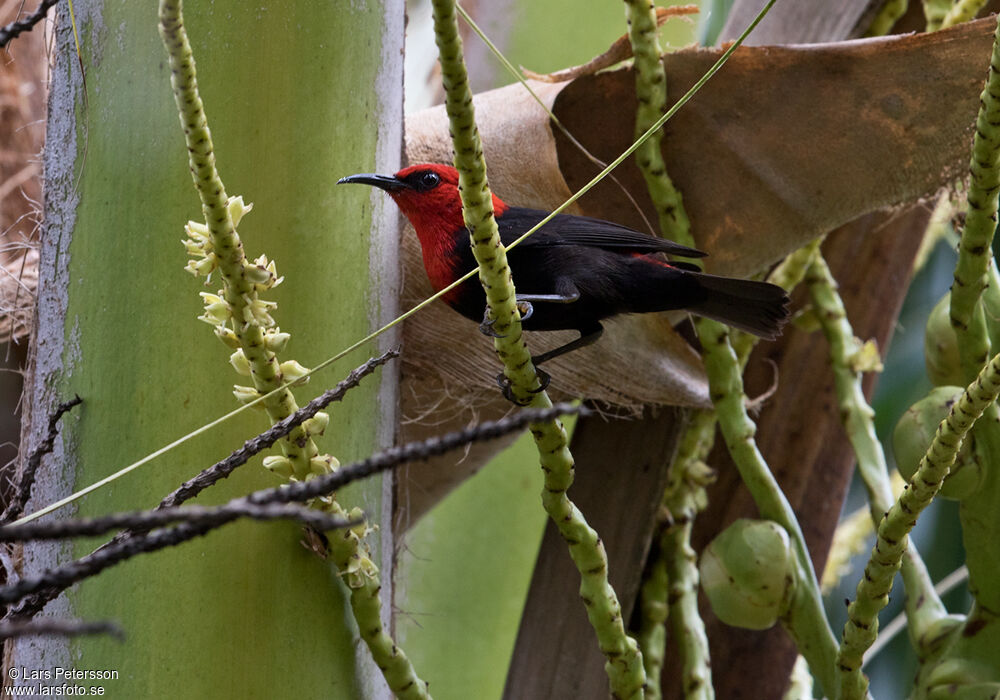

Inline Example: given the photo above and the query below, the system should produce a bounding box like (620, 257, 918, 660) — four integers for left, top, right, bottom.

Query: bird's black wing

(498, 207, 706, 258)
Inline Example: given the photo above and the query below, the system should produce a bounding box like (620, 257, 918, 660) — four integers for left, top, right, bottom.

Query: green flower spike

(838, 351, 1000, 699)
(160, 1, 428, 694)
(430, 0, 645, 696)
(622, 0, 691, 246)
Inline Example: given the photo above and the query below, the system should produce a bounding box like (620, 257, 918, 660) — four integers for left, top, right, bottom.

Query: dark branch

(1, 397, 581, 615)
(242, 401, 588, 508)
(156, 348, 398, 509)
(0, 502, 356, 542)
(0, 617, 123, 641)
(3, 352, 396, 618)
(0, 504, 357, 605)
(1, 396, 82, 523)
(0, 0, 62, 49)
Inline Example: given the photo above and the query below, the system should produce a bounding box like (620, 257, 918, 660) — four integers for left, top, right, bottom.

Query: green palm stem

(621, 0, 692, 246)
(698, 316, 841, 699)
(625, 5, 833, 697)
(837, 352, 1000, 699)
(429, 0, 646, 696)
(636, 556, 669, 700)
(782, 656, 815, 700)
(941, 0, 989, 29)
(637, 409, 716, 700)
(865, 0, 908, 36)
(805, 253, 946, 663)
(158, 2, 429, 697)
(638, 234, 825, 695)
(942, 10, 1000, 627)
(924, 0, 952, 31)
(660, 454, 716, 700)
(620, 4, 711, 692)
(950, 13, 1000, 384)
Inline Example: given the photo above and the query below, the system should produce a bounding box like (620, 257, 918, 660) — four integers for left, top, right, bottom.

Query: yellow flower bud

(214, 325, 241, 349)
(304, 412, 329, 437)
(279, 360, 310, 385)
(262, 455, 294, 479)
(227, 195, 253, 227)
(229, 349, 251, 376)
(263, 330, 290, 353)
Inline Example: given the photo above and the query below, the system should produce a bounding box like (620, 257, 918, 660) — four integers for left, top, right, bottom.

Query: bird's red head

(339, 163, 509, 294)
(338, 163, 508, 254)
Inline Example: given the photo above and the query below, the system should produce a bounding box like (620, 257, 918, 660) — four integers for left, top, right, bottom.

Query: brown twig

(0, 0, 62, 48)
(0, 617, 123, 641)
(1, 396, 82, 523)
(1, 400, 584, 616)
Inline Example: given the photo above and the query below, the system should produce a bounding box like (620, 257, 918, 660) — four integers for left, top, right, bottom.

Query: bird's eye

(416, 171, 441, 191)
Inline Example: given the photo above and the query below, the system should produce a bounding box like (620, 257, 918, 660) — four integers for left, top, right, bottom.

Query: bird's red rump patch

(631, 252, 675, 268)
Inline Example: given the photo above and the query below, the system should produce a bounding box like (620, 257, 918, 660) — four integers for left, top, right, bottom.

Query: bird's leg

(494, 323, 601, 405)
(516, 290, 580, 305)
(480, 288, 577, 337)
(513, 284, 579, 327)
(531, 323, 604, 366)
(493, 282, 582, 403)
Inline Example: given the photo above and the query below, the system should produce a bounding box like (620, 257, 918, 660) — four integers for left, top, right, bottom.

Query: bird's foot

(495, 367, 551, 405)
(479, 308, 505, 338)
(516, 300, 534, 323)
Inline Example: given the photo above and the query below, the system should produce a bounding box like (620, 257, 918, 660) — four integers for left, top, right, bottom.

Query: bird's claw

(480, 301, 532, 337)
(495, 367, 552, 405)
(479, 309, 505, 338)
(516, 300, 534, 323)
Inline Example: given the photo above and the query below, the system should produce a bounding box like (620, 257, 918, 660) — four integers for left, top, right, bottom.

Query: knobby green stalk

(924, 0, 951, 31)
(638, 410, 716, 700)
(429, 0, 542, 404)
(941, 0, 988, 29)
(622, 5, 834, 694)
(783, 656, 815, 700)
(158, 3, 428, 697)
(660, 427, 715, 700)
(837, 352, 1000, 699)
(622, 0, 692, 246)
(950, 13, 1000, 384)
(698, 317, 841, 698)
(661, 516, 712, 700)
(429, 1, 645, 696)
(621, 7, 712, 694)
(636, 556, 669, 700)
(806, 253, 947, 667)
(865, 0, 908, 36)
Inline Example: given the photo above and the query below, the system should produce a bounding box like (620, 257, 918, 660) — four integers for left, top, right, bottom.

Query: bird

(339, 163, 789, 372)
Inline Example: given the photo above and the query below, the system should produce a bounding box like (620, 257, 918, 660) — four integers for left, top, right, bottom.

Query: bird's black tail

(687, 273, 790, 339)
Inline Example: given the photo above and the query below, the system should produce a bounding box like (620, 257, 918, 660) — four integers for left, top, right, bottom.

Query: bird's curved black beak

(337, 173, 409, 192)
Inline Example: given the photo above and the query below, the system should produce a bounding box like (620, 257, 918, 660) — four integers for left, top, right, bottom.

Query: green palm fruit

(925, 294, 964, 387)
(699, 519, 796, 631)
(892, 386, 982, 500)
